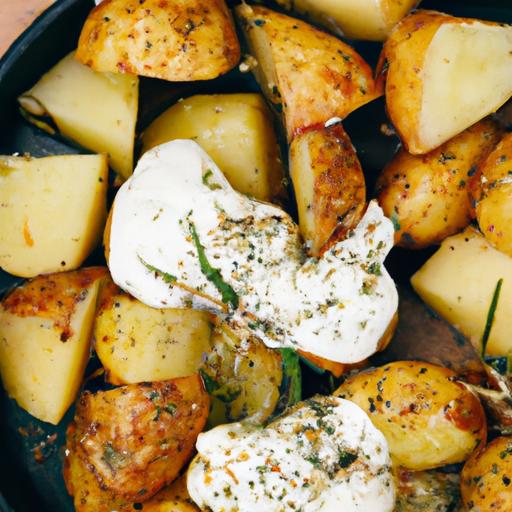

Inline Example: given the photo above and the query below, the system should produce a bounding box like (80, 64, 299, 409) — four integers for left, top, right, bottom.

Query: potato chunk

(411, 227, 512, 356)
(276, 0, 419, 41)
(377, 119, 502, 249)
(235, 4, 381, 141)
(76, 0, 240, 81)
(379, 11, 512, 154)
(142, 94, 285, 203)
(0, 154, 108, 277)
(472, 132, 512, 257)
(74, 376, 208, 501)
(289, 123, 366, 256)
(18, 52, 138, 178)
(336, 361, 486, 470)
(0, 268, 106, 424)
(94, 278, 212, 385)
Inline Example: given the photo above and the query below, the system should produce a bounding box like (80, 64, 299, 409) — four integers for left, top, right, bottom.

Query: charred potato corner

(3, 0, 512, 511)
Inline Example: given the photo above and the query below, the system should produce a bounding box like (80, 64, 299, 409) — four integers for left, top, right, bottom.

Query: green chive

(481, 278, 504, 358)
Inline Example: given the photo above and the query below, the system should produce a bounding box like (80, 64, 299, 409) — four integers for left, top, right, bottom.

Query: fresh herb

(164, 403, 177, 416)
(275, 349, 302, 414)
(481, 278, 504, 357)
(199, 369, 241, 403)
(390, 212, 401, 232)
(367, 262, 382, 276)
(338, 450, 358, 469)
(102, 442, 126, 470)
(139, 256, 177, 285)
(189, 222, 239, 309)
(202, 169, 222, 191)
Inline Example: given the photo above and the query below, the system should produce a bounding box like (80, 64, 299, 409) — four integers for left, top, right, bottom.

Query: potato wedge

(235, 4, 381, 141)
(376, 119, 502, 249)
(461, 436, 512, 512)
(335, 361, 487, 470)
(471, 132, 512, 257)
(74, 375, 209, 501)
(378, 11, 512, 154)
(0, 154, 107, 277)
(276, 0, 419, 41)
(94, 277, 212, 385)
(76, 0, 240, 81)
(18, 52, 138, 179)
(202, 322, 284, 426)
(65, 423, 199, 512)
(411, 226, 512, 356)
(0, 268, 106, 424)
(289, 123, 366, 256)
(141, 94, 286, 203)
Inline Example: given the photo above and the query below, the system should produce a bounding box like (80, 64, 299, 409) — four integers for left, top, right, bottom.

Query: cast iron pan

(0, 1, 510, 510)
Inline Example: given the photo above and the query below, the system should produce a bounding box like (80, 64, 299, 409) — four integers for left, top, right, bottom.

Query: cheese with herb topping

(187, 395, 395, 511)
(108, 140, 398, 363)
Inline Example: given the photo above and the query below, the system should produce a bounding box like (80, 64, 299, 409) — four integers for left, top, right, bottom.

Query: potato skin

(335, 361, 487, 470)
(77, 0, 240, 81)
(74, 375, 209, 501)
(461, 436, 512, 511)
(289, 123, 366, 256)
(472, 132, 512, 257)
(376, 119, 502, 249)
(236, 4, 381, 141)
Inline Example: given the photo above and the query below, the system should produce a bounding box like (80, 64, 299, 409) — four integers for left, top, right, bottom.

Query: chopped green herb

(338, 450, 358, 469)
(481, 278, 504, 357)
(139, 256, 177, 285)
(189, 222, 239, 309)
(202, 169, 222, 190)
(102, 442, 126, 470)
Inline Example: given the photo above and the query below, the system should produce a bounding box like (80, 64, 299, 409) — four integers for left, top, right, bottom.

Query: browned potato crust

(235, 4, 381, 141)
(289, 123, 366, 256)
(471, 132, 512, 257)
(76, 0, 240, 81)
(336, 361, 487, 470)
(461, 436, 512, 511)
(74, 375, 209, 501)
(378, 11, 512, 155)
(376, 119, 502, 249)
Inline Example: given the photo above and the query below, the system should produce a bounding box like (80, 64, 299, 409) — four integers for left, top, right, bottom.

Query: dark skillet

(0, 0, 510, 510)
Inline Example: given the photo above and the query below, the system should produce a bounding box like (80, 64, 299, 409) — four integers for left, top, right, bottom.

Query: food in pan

(3, 2, 512, 511)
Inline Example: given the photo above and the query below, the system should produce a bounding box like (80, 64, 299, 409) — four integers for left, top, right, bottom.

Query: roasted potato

(76, 0, 240, 81)
(471, 132, 512, 257)
(461, 436, 512, 511)
(395, 468, 462, 512)
(0, 154, 108, 277)
(376, 119, 502, 249)
(411, 226, 512, 356)
(0, 268, 106, 424)
(94, 277, 212, 385)
(289, 123, 366, 256)
(276, 0, 419, 41)
(18, 52, 138, 179)
(74, 375, 209, 501)
(378, 11, 512, 154)
(65, 424, 199, 512)
(141, 94, 286, 203)
(235, 4, 381, 141)
(202, 322, 284, 426)
(335, 361, 487, 470)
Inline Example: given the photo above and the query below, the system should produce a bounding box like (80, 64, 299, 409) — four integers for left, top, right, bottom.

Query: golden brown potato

(378, 11, 512, 154)
(0, 268, 106, 424)
(411, 226, 512, 357)
(376, 119, 502, 249)
(335, 361, 487, 470)
(76, 0, 240, 81)
(235, 4, 381, 141)
(65, 424, 199, 512)
(276, 0, 419, 41)
(289, 123, 366, 256)
(74, 375, 209, 501)
(461, 436, 512, 511)
(471, 132, 512, 257)
(141, 94, 286, 203)
(0, 153, 108, 277)
(18, 52, 138, 179)
(202, 322, 283, 426)
(94, 277, 212, 385)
